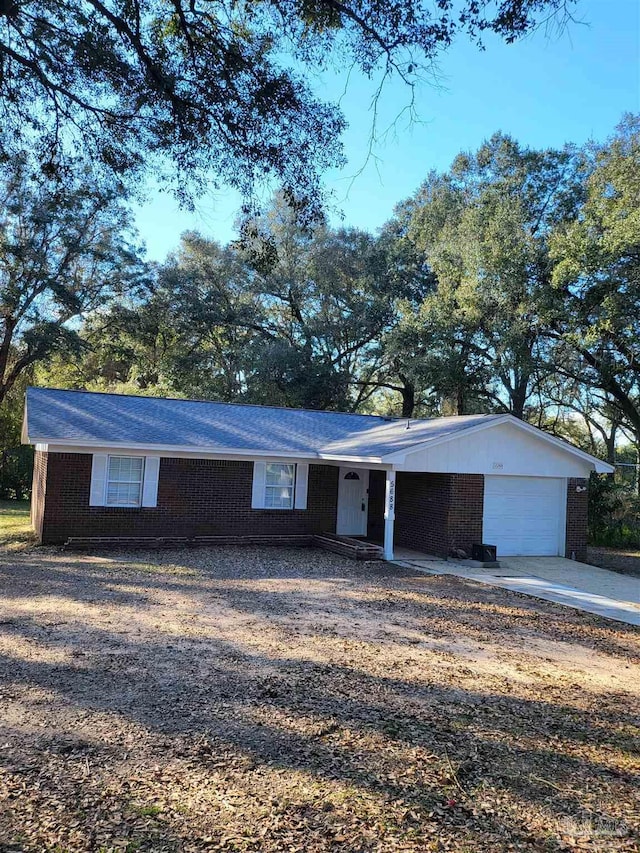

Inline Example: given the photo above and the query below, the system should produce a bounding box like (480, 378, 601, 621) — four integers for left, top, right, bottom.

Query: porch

(333, 466, 484, 562)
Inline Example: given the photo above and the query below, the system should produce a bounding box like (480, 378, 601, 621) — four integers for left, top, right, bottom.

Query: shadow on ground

(0, 545, 638, 852)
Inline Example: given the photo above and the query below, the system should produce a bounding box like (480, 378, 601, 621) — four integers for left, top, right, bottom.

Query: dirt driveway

(0, 545, 638, 852)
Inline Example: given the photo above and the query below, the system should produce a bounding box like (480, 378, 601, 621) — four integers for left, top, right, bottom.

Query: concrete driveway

(493, 557, 640, 625)
(394, 551, 640, 625)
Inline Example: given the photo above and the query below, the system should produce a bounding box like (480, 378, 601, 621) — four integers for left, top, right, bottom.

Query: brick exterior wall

(447, 474, 484, 555)
(367, 470, 484, 558)
(36, 452, 339, 545)
(565, 477, 589, 562)
(394, 473, 450, 556)
(394, 472, 484, 557)
(31, 450, 48, 540)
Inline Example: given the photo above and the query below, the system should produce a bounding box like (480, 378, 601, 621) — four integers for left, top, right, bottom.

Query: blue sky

(134, 0, 640, 261)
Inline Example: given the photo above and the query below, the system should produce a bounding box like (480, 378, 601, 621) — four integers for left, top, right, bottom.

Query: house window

(264, 463, 295, 509)
(106, 456, 144, 507)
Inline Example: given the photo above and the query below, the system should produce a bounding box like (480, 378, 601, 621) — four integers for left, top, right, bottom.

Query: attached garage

(483, 476, 565, 557)
(388, 417, 613, 561)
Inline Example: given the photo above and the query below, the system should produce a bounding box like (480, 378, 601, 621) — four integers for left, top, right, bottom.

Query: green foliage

(0, 1, 574, 220)
(388, 133, 585, 417)
(548, 114, 640, 443)
(73, 195, 397, 412)
(0, 154, 148, 404)
(0, 376, 32, 498)
(0, 445, 32, 501)
(588, 473, 640, 548)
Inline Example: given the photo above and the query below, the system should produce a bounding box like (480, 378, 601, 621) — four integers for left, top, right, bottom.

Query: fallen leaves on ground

(0, 546, 638, 852)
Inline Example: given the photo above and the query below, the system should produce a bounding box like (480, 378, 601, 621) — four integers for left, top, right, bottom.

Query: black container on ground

(472, 543, 497, 562)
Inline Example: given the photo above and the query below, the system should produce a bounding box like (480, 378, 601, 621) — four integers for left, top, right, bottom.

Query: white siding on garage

(397, 421, 593, 478)
(483, 476, 565, 557)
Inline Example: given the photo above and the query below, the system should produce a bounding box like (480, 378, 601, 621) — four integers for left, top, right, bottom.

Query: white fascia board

(317, 452, 386, 465)
(35, 438, 314, 458)
(35, 438, 389, 467)
(383, 413, 615, 474)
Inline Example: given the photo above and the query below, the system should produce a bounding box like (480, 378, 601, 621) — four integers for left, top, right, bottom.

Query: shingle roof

(24, 387, 502, 460)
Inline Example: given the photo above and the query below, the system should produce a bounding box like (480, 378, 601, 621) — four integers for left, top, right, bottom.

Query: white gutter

(27, 437, 389, 467)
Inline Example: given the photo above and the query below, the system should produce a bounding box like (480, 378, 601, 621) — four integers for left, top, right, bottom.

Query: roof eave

(27, 437, 386, 466)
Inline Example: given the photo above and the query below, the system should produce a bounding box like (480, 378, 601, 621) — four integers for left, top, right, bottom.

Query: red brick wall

(565, 477, 588, 561)
(447, 474, 484, 555)
(39, 453, 339, 545)
(395, 473, 451, 556)
(369, 471, 484, 558)
(31, 450, 48, 540)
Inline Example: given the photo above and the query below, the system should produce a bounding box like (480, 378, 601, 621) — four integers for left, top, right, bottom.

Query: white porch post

(383, 469, 396, 561)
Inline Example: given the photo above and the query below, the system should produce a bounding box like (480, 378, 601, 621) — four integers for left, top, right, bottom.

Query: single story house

(23, 387, 613, 560)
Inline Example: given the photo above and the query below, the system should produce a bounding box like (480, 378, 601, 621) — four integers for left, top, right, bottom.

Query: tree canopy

(0, 155, 146, 405)
(2, 114, 639, 513)
(547, 114, 640, 447)
(1, 0, 577, 217)
(389, 133, 585, 417)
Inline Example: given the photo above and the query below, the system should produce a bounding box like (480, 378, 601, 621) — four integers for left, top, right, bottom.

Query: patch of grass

(0, 499, 36, 550)
(132, 804, 162, 818)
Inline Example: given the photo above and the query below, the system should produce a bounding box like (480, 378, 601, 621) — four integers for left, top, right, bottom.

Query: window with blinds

(106, 456, 144, 507)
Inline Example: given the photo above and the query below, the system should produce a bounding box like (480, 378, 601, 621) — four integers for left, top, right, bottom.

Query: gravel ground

(0, 544, 638, 853)
(587, 547, 640, 579)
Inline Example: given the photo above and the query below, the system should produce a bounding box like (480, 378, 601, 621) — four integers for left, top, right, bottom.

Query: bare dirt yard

(587, 547, 640, 579)
(0, 544, 638, 853)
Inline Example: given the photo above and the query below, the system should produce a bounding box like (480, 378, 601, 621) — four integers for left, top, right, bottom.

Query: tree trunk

(398, 374, 415, 418)
(510, 379, 528, 420)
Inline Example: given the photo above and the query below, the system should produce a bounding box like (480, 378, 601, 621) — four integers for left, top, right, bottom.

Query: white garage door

(483, 476, 565, 557)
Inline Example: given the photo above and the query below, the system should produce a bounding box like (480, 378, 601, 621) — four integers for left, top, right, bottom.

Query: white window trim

(251, 461, 309, 510)
(264, 462, 296, 510)
(105, 454, 145, 508)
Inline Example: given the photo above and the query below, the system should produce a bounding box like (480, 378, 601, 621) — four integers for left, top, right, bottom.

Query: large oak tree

(387, 134, 584, 418)
(548, 115, 640, 450)
(0, 0, 577, 217)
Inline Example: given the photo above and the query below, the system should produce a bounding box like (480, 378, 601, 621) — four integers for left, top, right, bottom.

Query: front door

(336, 468, 369, 536)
